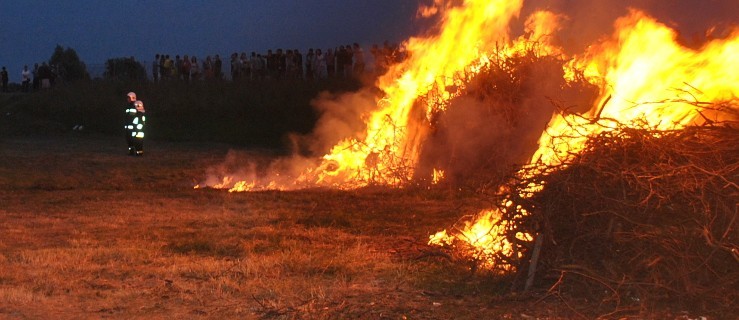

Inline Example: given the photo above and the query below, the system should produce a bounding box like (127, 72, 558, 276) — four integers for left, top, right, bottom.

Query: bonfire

(196, 0, 738, 316)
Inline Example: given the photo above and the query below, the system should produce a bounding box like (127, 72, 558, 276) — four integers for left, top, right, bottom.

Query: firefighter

(124, 92, 146, 155)
(124, 92, 137, 154)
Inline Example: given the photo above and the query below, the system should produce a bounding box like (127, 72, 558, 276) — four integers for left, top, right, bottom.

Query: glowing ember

(432, 168, 445, 185)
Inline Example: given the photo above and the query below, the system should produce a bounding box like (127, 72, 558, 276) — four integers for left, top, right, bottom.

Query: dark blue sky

(0, 1, 735, 82)
(0, 1, 421, 81)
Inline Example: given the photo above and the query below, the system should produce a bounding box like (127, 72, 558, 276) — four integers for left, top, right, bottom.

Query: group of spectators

(152, 53, 224, 82)
(0, 42, 404, 91)
(151, 42, 403, 82)
(0, 63, 58, 92)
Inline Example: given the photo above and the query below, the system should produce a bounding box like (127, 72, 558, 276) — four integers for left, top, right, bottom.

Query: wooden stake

(525, 233, 543, 292)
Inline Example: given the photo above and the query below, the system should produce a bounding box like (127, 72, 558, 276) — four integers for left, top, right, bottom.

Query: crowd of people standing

(150, 42, 402, 82)
(0, 62, 58, 93)
(0, 42, 403, 91)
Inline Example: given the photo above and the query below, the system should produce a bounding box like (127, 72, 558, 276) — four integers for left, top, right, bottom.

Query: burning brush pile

(423, 2, 738, 314)
(492, 119, 739, 313)
(195, 0, 738, 315)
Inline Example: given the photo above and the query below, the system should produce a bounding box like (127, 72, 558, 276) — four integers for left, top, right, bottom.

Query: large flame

(311, 0, 526, 188)
(431, 8, 738, 270)
(195, 0, 737, 271)
(198, 0, 528, 191)
(536, 10, 739, 167)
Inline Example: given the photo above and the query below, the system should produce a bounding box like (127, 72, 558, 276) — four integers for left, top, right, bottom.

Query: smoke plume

(520, 0, 738, 52)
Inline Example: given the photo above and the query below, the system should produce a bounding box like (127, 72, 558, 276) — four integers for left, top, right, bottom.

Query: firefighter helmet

(134, 100, 145, 112)
(127, 92, 137, 102)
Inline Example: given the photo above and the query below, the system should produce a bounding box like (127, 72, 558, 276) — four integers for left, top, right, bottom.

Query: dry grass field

(0, 133, 579, 319)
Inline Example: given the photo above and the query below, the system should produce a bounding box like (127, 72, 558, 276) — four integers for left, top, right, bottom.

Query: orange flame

(432, 168, 445, 185)
(535, 10, 738, 167)
(312, 0, 525, 188)
(194, 1, 737, 271)
(431, 9, 738, 270)
(429, 208, 533, 270)
(197, 0, 529, 191)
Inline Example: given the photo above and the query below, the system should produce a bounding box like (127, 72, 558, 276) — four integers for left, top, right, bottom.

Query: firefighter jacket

(125, 105, 146, 139)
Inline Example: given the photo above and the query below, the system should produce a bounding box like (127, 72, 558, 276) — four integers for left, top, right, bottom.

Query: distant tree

(49, 44, 91, 82)
(104, 57, 147, 81)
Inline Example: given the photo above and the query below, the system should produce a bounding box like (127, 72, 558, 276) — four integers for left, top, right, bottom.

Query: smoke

(293, 88, 382, 156)
(198, 149, 262, 188)
(198, 148, 331, 191)
(417, 53, 598, 186)
(519, 0, 738, 52)
(197, 87, 383, 190)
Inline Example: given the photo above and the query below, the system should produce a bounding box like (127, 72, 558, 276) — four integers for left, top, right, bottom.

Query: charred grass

(0, 135, 557, 319)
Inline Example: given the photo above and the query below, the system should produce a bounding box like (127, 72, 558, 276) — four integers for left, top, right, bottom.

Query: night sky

(0, 1, 420, 81)
(0, 1, 735, 82)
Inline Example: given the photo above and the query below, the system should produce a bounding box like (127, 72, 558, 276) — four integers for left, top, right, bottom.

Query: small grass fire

(196, 0, 738, 315)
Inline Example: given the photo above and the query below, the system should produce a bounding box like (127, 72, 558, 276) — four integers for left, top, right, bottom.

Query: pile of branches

(415, 44, 599, 189)
(502, 122, 738, 316)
